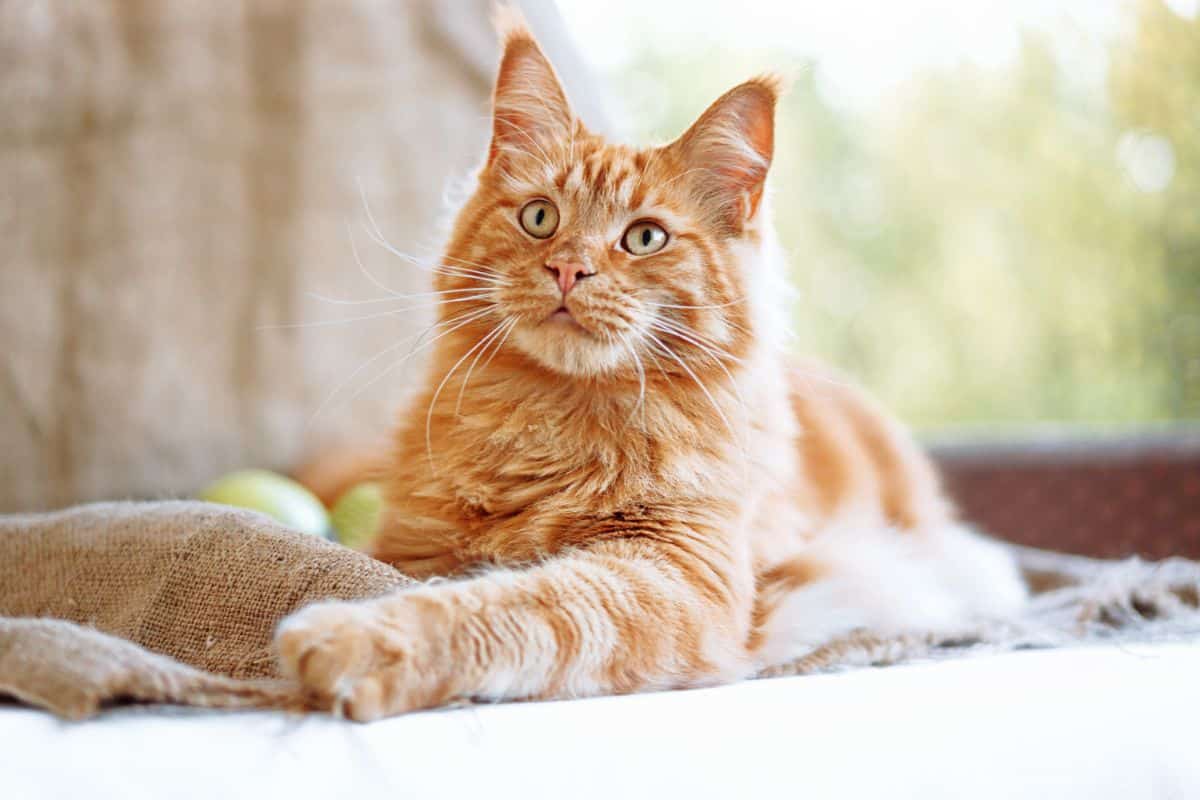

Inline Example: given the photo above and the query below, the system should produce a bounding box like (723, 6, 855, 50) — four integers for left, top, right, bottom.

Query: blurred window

(558, 0, 1200, 433)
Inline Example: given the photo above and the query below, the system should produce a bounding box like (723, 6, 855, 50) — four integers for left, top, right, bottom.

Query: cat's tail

(749, 523, 1028, 670)
(292, 445, 387, 507)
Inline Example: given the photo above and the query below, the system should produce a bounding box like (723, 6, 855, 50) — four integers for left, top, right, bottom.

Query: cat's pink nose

(545, 260, 593, 296)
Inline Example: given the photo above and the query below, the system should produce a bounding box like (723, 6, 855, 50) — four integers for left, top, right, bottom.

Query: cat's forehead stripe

(583, 153, 608, 188)
(565, 162, 585, 191)
(550, 148, 655, 212)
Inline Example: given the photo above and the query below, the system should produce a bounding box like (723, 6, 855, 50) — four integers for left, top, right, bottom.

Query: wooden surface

(933, 430, 1200, 560)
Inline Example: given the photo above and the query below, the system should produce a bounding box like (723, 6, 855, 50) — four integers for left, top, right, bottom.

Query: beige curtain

(0, 0, 609, 512)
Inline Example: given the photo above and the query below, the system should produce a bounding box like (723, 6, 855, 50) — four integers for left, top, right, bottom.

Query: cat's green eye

(622, 221, 668, 256)
(519, 199, 559, 239)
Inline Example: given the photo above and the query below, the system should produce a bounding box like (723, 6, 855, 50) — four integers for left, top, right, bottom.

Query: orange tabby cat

(277, 13, 1026, 721)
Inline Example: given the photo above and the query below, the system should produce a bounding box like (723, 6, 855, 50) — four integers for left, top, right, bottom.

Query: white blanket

(5, 642, 1198, 799)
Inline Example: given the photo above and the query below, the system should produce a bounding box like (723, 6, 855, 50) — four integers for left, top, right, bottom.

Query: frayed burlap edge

(0, 619, 304, 720)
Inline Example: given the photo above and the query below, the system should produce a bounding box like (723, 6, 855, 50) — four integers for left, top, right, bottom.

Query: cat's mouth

(511, 302, 627, 375)
(545, 305, 588, 333)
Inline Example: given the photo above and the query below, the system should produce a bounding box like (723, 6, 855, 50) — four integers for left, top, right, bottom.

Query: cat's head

(439, 15, 781, 381)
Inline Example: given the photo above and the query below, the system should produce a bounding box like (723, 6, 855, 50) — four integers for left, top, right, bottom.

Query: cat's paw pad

(275, 601, 414, 721)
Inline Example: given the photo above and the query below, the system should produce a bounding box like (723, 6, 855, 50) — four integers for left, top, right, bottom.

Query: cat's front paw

(275, 599, 439, 721)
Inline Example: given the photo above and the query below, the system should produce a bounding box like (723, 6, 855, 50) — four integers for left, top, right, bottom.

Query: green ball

(199, 469, 331, 539)
(330, 481, 385, 550)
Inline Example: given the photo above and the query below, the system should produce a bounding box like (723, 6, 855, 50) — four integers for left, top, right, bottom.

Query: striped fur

(276, 17, 1026, 720)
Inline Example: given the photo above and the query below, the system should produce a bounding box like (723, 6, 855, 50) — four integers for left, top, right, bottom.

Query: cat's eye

(622, 221, 668, 256)
(519, 199, 559, 239)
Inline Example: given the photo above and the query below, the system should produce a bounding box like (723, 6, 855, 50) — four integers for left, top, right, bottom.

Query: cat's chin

(510, 319, 631, 378)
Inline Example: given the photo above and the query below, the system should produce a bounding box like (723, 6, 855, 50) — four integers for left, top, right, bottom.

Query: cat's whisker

(667, 304, 748, 340)
(437, 251, 509, 278)
(342, 305, 497, 408)
(636, 340, 671, 381)
(454, 317, 517, 418)
(655, 330, 752, 453)
(356, 178, 506, 285)
(304, 303, 494, 428)
(654, 297, 747, 311)
(345, 218, 408, 298)
(407, 294, 504, 353)
(257, 293, 493, 331)
(644, 333, 739, 444)
(651, 317, 743, 366)
(306, 337, 412, 431)
(425, 316, 508, 469)
(416, 303, 500, 350)
(619, 339, 648, 426)
(654, 308, 750, 346)
(477, 314, 519, 374)
(652, 311, 744, 376)
(651, 323, 750, 436)
(305, 287, 498, 306)
(646, 314, 752, 450)
(660, 304, 753, 339)
(361, 222, 508, 285)
(405, 253, 504, 282)
(652, 332, 741, 378)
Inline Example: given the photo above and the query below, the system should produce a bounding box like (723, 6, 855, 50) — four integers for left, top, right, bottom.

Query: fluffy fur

(276, 15, 1026, 721)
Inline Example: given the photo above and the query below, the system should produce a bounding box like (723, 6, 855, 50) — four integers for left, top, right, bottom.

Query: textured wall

(0, 0, 607, 511)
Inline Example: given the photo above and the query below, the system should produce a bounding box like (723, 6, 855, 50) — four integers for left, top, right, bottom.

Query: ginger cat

(277, 14, 1026, 721)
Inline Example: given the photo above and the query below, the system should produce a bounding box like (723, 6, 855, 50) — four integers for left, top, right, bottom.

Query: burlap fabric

(0, 501, 411, 718)
(2, 502, 1198, 720)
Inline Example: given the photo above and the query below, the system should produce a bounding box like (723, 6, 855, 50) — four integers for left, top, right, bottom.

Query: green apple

(330, 481, 385, 550)
(199, 469, 331, 539)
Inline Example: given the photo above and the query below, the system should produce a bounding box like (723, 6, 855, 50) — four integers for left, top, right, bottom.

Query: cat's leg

(751, 523, 1027, 668)
(276, 530, 754, 720)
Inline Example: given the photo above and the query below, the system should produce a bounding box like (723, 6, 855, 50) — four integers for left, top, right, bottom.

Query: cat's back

(783, 361, 951, 533)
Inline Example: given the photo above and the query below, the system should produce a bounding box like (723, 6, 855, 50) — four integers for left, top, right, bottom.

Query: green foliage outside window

(609, 0, 1199, 430)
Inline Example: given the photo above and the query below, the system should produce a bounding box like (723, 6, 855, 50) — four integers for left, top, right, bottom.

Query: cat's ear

(487, 9, 574, 168)
(668, 76, 781, 229)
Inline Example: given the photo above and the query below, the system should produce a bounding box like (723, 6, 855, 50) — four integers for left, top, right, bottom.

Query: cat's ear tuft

(490, 2, 534, 44)
(487, 8, 574, 168)
(669, 74, 783, 229)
